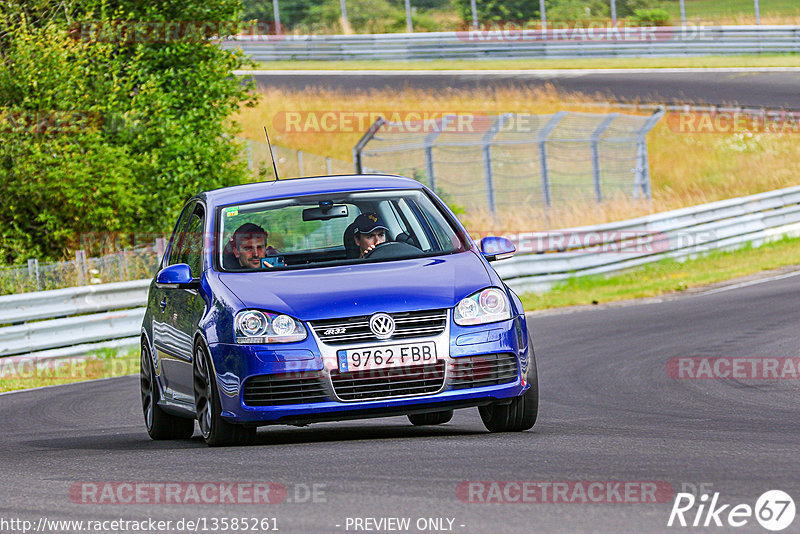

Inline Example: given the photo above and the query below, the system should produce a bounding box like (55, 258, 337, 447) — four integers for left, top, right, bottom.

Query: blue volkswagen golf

(140, 174, 537, 446)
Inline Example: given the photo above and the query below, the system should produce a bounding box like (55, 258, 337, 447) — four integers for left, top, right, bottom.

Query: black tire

(140, 340, 195, 440)
(479, 356, 538, 432)
(193, 342, 256, 447)
(408, 410, 454, 426)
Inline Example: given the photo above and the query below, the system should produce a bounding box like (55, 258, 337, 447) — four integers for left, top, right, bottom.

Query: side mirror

(480, 236, 516, 262)
(156, 263, 199, 290)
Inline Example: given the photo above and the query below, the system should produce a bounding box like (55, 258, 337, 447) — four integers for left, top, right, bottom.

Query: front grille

(310, 309, 447, 345)
(450, 353, 519, 390)
(330, 361, 446, 401)
(243, 372, 330, 406)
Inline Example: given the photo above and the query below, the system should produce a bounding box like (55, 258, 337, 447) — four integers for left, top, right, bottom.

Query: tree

(0, 0, 258, 262)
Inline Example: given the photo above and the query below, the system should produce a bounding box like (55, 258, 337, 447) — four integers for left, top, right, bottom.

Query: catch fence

(354, 110, 664, 213)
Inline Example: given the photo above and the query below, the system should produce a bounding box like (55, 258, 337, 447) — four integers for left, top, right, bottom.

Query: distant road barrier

(222, 25, 800, 61)
(2, 185, 800, 361)
(494, 185, 800, 293)
(0, 280, 148, 361)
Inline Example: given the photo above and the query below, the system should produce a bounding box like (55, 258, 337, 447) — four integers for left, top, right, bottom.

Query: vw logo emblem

(369, 313, 395, 339)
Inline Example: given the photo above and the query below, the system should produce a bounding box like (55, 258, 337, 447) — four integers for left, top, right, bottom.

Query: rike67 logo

(668, 490, 795, 531)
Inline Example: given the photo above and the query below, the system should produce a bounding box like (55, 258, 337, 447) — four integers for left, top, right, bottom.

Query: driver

(353, 212, 388, 258)
(230, 223, 275, 269)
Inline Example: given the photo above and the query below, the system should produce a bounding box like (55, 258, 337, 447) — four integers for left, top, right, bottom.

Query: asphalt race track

(2, 272, 798, 533)
(248, 69, 800, 109)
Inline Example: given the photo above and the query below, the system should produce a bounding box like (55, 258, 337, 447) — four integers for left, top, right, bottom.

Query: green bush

(545, 0, 609, 22)
(633, 8, 671, 26)
(453, 0, 539, 23)
(308, 0, 401, 33)
(388, 11, 444, 32)
(0, 1, 258, 264)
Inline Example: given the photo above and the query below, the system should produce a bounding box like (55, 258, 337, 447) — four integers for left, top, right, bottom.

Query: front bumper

(206, 315, 531, 425)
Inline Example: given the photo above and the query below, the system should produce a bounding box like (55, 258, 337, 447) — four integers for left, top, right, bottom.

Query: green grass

(253, 54, 799, 71)
(0, 347, 139, 394)
(521, 235, 800, 311)
(661, 0, 800, 21)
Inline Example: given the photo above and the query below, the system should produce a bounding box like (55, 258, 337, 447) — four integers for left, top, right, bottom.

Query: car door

(162, 205, 208, 405)
(152, 202, 193, 402)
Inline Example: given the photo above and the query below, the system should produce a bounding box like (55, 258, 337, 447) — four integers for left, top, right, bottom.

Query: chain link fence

(354, 110, 664, 213)
(0, 242, 164, 296)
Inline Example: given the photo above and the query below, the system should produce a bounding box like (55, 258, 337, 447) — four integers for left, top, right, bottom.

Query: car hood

(217, 251, 492, 321)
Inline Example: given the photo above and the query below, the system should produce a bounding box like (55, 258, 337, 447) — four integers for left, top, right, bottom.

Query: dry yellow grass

(233, 85, 800, 232)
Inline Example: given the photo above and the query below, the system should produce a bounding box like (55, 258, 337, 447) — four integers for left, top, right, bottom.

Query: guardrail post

(326, 156, 333, 175)
(404, 0, 413, 32)
(156, 238, 166, 263)
(75, 250, 87, 286)
(610, 0, 617, 27)
(27, 259, 40, 291)
(590, 113, 618, 203)
(679, 0, 686, 27)
(273, 0, 282, 35)
(540, 0, 547, 31)
(537, 111, 567, 208)
(353, 116, 386, 174)
(481, 113, 511, 215)
(634, 108, 665, 200)
(118, 252, 127, 282)
(246, 140, 253, 172)
(470, 0, 478, 30)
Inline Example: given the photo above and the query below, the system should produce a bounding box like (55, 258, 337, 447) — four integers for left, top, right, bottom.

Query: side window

(176, 210, 205, 277)
(167, 203, 194, 266)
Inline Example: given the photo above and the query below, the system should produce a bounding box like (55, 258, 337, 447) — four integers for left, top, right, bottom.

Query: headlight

(453, 288, 511, 326)
(234, 310, 307, 343)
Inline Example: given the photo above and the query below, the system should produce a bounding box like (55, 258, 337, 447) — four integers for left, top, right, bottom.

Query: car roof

(199, 174, 425, 208)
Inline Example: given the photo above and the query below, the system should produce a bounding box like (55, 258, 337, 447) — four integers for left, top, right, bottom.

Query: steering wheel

(364, 241, 420, 260)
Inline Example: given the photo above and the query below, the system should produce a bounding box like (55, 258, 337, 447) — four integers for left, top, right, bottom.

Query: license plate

(337, 342, 437, 372)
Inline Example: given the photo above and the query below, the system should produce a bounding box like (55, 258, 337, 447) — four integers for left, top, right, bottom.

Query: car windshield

(218, 188, 468, 271)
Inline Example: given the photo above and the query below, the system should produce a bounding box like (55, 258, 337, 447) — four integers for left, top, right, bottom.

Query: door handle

(159, 298, 167, 311)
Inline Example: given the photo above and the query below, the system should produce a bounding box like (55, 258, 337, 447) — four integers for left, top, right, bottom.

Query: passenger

(353, 212, 389, 258)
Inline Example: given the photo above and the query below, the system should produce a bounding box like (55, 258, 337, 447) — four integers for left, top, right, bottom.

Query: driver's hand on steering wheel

(362, 243, 379, 257)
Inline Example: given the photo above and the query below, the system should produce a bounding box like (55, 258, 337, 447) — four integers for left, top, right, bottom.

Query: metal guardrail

(495, 185, 800, 293)
(0, 281, 149, 361)
(222, 25, 800, 60)
(2, 185, 800, 362)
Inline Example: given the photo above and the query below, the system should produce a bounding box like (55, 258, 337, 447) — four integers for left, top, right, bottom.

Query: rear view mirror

(480, 236, 516, 262)
(302, 204, 348, 221)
